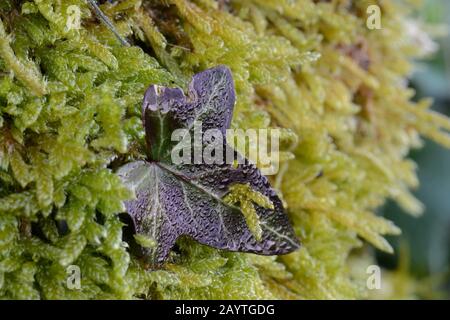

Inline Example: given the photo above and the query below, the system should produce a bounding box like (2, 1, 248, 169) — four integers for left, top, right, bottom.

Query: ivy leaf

(118, 66, 299, 263)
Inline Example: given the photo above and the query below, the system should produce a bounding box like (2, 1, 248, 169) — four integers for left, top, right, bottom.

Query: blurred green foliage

(379, 0, 450, 295)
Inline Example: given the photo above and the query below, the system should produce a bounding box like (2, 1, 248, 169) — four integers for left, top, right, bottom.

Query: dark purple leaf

(118, 65, 299, 263)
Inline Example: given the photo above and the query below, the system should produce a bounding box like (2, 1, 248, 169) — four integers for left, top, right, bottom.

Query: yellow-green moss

(0, 0, 449, 299)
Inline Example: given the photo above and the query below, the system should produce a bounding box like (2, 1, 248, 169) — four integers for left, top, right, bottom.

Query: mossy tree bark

(0, 0, 449, 299)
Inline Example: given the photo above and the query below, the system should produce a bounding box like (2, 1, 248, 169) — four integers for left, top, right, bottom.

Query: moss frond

(0, 0, 448, 299)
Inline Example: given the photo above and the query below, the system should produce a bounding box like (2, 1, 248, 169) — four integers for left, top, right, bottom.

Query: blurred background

(377, 0, 450, 299)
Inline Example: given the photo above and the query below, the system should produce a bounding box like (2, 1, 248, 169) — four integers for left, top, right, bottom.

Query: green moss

(0, 0, 449, 299)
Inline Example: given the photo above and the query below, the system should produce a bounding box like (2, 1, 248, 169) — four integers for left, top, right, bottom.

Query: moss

(0, 0, 449, 299)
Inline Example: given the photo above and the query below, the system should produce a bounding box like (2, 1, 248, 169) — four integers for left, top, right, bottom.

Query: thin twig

(86, 0, 130, 47)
